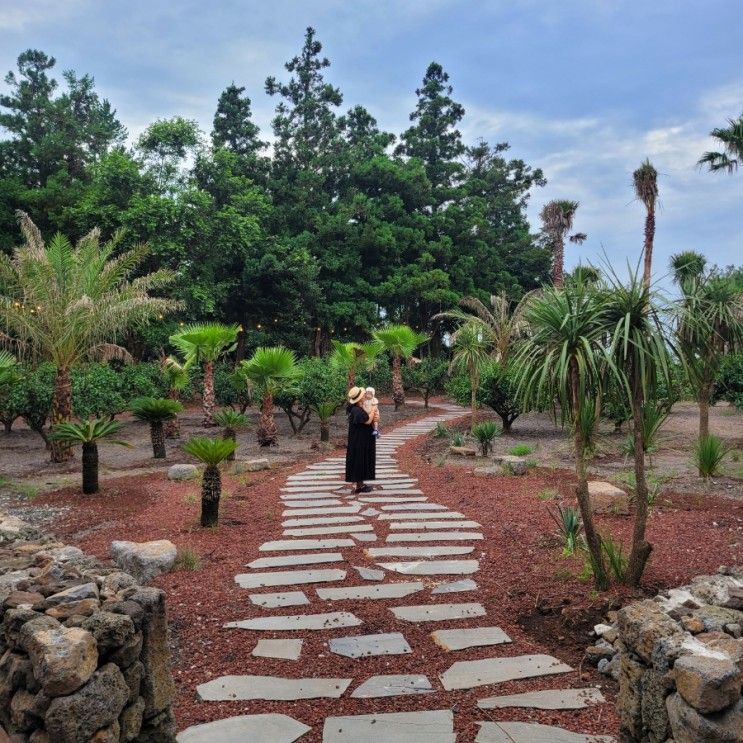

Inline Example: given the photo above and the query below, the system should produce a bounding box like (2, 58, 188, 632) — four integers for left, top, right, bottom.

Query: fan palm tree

(182, 437, 236, 527)
(161, 356, 189, 438)
(372, 325, 428, 410)
(450, 322, 490, 429)
(513, 280, 610, 590)
(50, 419, 130, 494)
(329, 340, 378, 389)
(0, 212, 177, 461)
(311, 401, 339, 443)
(213, 409, 248, 460)
(539, 200, 585, 287)
(130, 397, 183, 459)
(698, 115, 743, 174)
(239, 346, 301, 446)
(633, 160, 659, 291)
(169, 323, 239, 427)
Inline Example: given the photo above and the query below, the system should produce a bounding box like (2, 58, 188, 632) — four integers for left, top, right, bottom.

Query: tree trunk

(347, 369, 355, 390)
(202, 360, 216, 427)
(552, 237, 565, 288)
(320, 419, 330, 442)
(470, 369, 478, 430)
(224, 428, 236, 460)
(258, 391, 277, 446)
(150, 421, 166, 459)
(501, 416, 512, 433)
(424, 391, 430, 409)
(50, 366, 74, 462)
(699, 383, 711, 441)
(392, 355, 404, 410)
(235, 327, 247, 362)
(82, 442, 99, 494)
(164, 388, 180, 438)
(642, 206, 655, 292)
(3, 418, 13, 433)
(200, 464, 221, 527)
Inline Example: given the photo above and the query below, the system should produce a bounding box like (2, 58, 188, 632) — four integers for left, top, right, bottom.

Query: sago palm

(329, 340, 378, 389)
(170, 323, 239, 426)
(239, 346, 301, 446)
(50, 419, 130, 494)
(311, 401, 339, 442)
(183, 436, 236, 527)
(698, 114, 743, 174)
(450, 322, 490, 429)
(539, 200, 585, 288)
(213, 409, 248, 460)
(161, 356, 189, 438)
(0, 212, 177, 461)
(130, 397, 183, 459)
(633, 160, 659, 291)
(372, 325, 428, 410)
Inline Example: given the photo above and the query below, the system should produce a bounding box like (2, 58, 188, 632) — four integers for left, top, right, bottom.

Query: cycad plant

(170, 323, 239, 426)
(50, 419, 130, 494)
(130, 397, 183, 459)
(213, 409, 248, 460)
(161, 356, 189, 438)
(0, 213, 177, 461)
(183, 437, 236, 527)
(240, 346, 301, 446)
(330, 341, 378, 389)
(450, 322, 490, 429)
(471, 420, 500, 456)
(372, 325, 428, 410)
(311, 401, 338, 443)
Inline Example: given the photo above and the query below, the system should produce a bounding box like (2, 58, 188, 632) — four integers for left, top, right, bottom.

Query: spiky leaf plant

(182, 437, 236, 527)
(213, 409, 248, 460)
(311, 401, 338, 442)
(549, 504, 583, 556)
(693, 435, 729, 480)
(471, 420, 501, 456)
(130, 397, 183, 459)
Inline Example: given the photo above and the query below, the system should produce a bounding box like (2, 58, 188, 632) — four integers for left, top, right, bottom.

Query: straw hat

(347, 386, 365, 404)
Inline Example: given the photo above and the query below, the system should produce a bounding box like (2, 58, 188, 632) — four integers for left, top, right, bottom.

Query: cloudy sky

(1, 0, 741, 286)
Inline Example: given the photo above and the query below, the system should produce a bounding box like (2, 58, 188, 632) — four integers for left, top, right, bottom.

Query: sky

(1, 0, 742, 288)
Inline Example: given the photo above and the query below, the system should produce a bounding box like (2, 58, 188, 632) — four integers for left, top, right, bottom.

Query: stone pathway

(177, 404, 615, 742)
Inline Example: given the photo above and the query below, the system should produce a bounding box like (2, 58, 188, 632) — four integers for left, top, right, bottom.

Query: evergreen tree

(212, 83, 265, 156)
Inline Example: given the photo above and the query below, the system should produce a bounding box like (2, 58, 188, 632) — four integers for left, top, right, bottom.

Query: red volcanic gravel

(33, 408, 743, 741)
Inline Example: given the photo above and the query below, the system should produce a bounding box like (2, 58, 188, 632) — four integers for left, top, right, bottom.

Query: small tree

(50, 419, 130, 494)
(0, 351, 21, 433)
(311, 401, 338, 442)
(213, 409, 248, 460)
(450, 322, 490, 429)
(472, 420, 500, 456)
(130, 397, 183, 459)
(183, 437, 236, 527)
(403, 357, 448, 408)
(161, 356, 189, 438)
(329, 341, 378, 389)
(372, 325, 428, 410)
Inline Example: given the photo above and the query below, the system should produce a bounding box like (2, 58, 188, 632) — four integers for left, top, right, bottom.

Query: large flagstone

(376, 560, 479, 575)
(431, 626, 511, 651)
(177, 714, 311, 743)
(378, 511, 465, 520)
(282, 516, 364, 527)
(283, 525, 373, 537)
(197, 674, 352, 701)
(328, 632, 412, 658)
(475, 722, 615, 743)
(259, 539, 355, 551)
(388, 520, 481, 530)
(350, 674, 434, 698)
(391, 603, 486, 622)
(225, 611, 362, 631)
(234, 568, 346, 588)
(365, 546, 474, 557)
(247, 553, 344, 569)
(432, 579, 478, 594)
(248, 591, 310, 608)
(281, 505, 361, 516)
(316, 582, 424, 601)
(322, 710, 456, 743)
(440, 654, 573, 691)
(386, 531, 483, 542)
(380, 503, 447, 511)
(477, 687, 605, 710)
(252, 639, 304, 660)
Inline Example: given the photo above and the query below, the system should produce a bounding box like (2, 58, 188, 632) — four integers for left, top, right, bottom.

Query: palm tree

(213, 409, 248, 460)
(130, 397, 183, 459)
(50, 419, 130, 494)
(0, 213, 177, 461)
(513, 280, 610, 590)
(170, 323, 239, 426)
(633, 160, 659, 291)
(372, 325, 428, 410)
(329, 341, 378, 389)
(311, 401, 338, 442)
(239, 347, 301, 446)
(539, 200, 586, 287)
(698, 115, 743, 174)
(161, 356, 189, 438)
(450, 322, 490, 429)
(183, 437, 236, 527)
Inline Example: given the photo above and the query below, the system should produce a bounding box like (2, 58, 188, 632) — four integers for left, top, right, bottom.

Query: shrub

(403, 357, 448, 407)
(507, 443, 533, 456)
(549, 504, 582, 555)
(451, 432, 464, 447)
(693, 434, 729, 479)
(601, 535, 628, 581)
(359, 356, 393, 394)
(471, 420, 501, 455)
(9, 363, 55, 445)
(71, 364, 126, 419)
(713, 352, 743, 409)
(434, 422, 449, 438)
(118, 362, 168, 401)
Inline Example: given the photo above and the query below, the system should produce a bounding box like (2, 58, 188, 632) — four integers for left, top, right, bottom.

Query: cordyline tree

(372, 325, 428, 410)
(0, 212, 177, 462)
(633, 160, 659, 292)
(540, 200, 586, 287)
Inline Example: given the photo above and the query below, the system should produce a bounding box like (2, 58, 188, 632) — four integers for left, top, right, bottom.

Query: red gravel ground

(32, 407, 743, 741)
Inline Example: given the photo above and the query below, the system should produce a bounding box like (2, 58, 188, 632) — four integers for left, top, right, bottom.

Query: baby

(362, 386, 380, 438)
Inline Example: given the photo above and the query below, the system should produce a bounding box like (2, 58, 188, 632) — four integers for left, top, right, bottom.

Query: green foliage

(50, 418, 127, 446)
(549, 504, 582, 556)
(183, 436, 236, 465)
(434, 422, 449, 438)
(714, 353, 743, 409)
(359, 360, 393, 393)
(311, 401, 339, 421)
(213, 409, 248, 429)
(507, 444, 533, 456)
(471, 420, 501, 455)
(130, 397, 183, 422)
(175, 547, 202, 571)
(71, 364, 126, 418)
(169, 323, 239, 365)
(601, 535, 628, 581)
(5, 363, 55, 441)
(372, 325, 428, 360)
(693, 435, 729, 479)
(451, 432, 464, 447)
(118, 362, 168, 401)
(402, 357, 448, 405)
(240, 346, 301, 394)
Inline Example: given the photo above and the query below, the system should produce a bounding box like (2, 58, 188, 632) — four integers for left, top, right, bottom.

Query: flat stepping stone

(476, 721, 615, 743)
(376, 560, 479, 575)
(381, 503, 447, 511)
(260, 539, 354, 551)
(281, 505, 361, 516)
(361, 507, 380, 517)
(351, 674, 434, 698)
(317, 582, 424, 601)
(366, 546, 474, 557)
(432, 579, 478, 594)
(247, 553, 344, 569)
(235, 569, 346, 588)
(354, 565, 385, 581)
(389, 521, 481, 530)
(226, 612, 362, 631)
(252, 639, 304, 660)
(249, 591, 310, 608)
(478, 687, 605, 710)
(359, 497, 427, 504)
(322, 710, 455, 742)
(440, 654, 573, 691)
(177, 714, 311, 743)
(282, 516, 364, 527)
(379, 511, 465, 520)
(284, 525, 373, 537)
(374, 489, 425, 495)
(431, 626, 511, 651)
(329, 632, 412, 658)
(391, 603, 486, 622)
(281, 499, 345, 508)
(197, 674, 351, 701)
(351, 532, 377, 542)
(387, 532, 483, 542)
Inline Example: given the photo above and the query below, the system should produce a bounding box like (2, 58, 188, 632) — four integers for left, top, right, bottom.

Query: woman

(345, 386, 376, 493)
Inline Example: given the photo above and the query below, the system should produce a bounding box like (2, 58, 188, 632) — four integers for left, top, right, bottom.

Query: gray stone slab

(350, 532, 378, 542)
(282, 485, 347, 493)
(477, 687, 605, 710)
(328, 632, 412, 658)
(248, 591, 310, 608)
(388, 520, 481, 530)
(252, 639, 304, 660)
(431, 626, 512, 651)
(226, 612, 363, 631)
(177, 714, 311, 743)
(234, 568, 346, 588)
(361, 507, 380, 517)
(282, 515, 364, 527)
(366, 546, 474, 558)
(197, 674, 351, 701)
(432, 579, 478, 594)
(359, 497, 427, 503)
(475, 721, 616, 743)
(317, 582, 424, 601)
(381, 503, 447, 511)
(351, 674, 434, 698)
(440, 654, 573, 691)
(284, 525, 373, 537)
(379, 511, 465, 520)
(281, 505, 361, 517)
(354, 565, 385, 581)
(248, 553, 344, 569)
(322, 710, 456, 743)
(281, 499, 345, 508)
(376, 560, 479, 575)
(259, 539, 355, 551)
(387, 532, 483, 542)
(391, 603, 486, 623)
(374, 489, 425, 495)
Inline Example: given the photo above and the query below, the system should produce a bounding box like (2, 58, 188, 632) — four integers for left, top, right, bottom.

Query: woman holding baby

(345, 386, 380, 494)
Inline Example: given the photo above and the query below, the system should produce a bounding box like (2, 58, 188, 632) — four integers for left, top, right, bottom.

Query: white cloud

(0, 0, 87, 31)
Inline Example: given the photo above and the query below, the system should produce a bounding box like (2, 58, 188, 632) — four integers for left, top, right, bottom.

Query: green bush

(694, 435, 729, 479)
(508, 443, 533, 456)
(359, 356, 393, 394)
(471, 420, 501, 455)
(118, 362, 168, 402)
(71, 364, 126, 419)
(713, 353, 743, 409)
(403, 357, 448, 407)
(9, 363, 56, 444)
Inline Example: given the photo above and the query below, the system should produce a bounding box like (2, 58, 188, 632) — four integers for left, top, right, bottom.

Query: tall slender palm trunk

(552, 237, 565, 288)
(347, 369, 356, 390)
(81, 442, 99, 494)
(200, 464, 221, 527)
(258, 392, 277, 446)
(165, 388, 181, 438)
(392, 355, 404, 410)
(642, 206, 656, 292)
(50, 366, 74, 462)
(202, 360, 216, 427)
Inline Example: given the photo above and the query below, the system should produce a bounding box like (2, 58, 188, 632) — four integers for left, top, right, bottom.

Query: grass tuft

(175, 547, 201, 571)
(507, 443, 533, 456)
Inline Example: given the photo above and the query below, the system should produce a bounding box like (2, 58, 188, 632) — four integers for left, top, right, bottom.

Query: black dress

(345, 404, 376, 482)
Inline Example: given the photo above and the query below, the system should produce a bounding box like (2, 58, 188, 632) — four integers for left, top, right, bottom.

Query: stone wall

(588, 566, 743, 742)
(0, 513, 176, 743)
